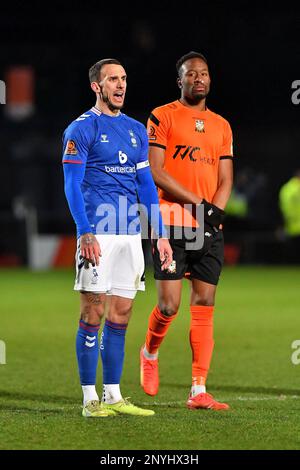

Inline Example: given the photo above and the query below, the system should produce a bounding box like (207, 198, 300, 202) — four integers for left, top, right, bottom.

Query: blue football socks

(76, 319, 100, 385)
(100, 320, 128, 385)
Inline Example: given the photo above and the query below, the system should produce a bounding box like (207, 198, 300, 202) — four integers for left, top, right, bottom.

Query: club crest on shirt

(129, 130, 138, 147)
(91, 269, 98, 285)
(195, 119, 205, 133)
(64, 140, 78, 155)
(167, 260, 176, 274)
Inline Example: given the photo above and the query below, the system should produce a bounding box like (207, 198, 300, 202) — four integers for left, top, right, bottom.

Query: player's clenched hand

(202, 199, 225, 230)
(157, 238, 173, 271)
(80, 233, 101, 266)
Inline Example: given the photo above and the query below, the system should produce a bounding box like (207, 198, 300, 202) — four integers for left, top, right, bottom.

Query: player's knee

(115, 304, 132, 318)
(158, 303, 178, 317)
(106, 304, 132, 324)
(192, 295, 214, 307)
(80, 305, 104, 323)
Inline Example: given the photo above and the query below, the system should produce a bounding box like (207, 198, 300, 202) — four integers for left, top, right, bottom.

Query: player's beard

(184, 92, 208, 106)
(194, 91, 208, 100)
(183, 84, 209, 104)
(102, 91, 124, 112)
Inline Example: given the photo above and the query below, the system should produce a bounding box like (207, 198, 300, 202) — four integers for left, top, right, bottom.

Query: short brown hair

(89, 58, 122, 83)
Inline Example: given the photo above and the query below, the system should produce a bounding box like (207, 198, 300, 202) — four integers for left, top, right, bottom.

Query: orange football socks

(189, 305, 214, 391)
(145, 305, 177, 355)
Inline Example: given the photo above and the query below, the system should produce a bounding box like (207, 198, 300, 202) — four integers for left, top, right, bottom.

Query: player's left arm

(212, 158, 233, 210)
(201, 121, 233, 230)
(212, 120, 234, 210)
(136, 166, 173, 270)
(135, 124, 173, 270)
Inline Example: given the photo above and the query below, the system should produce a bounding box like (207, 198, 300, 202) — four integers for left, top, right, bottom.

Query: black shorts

(153, 226, 224, 285)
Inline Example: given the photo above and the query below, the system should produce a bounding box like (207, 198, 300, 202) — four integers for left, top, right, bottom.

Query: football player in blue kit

(63, 58, 173, 417)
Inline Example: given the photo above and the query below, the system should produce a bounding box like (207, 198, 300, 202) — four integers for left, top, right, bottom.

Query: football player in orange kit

(140, 51, 233, 410)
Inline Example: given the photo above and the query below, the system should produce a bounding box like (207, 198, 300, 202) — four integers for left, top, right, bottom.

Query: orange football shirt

(147, 100, 233, 227)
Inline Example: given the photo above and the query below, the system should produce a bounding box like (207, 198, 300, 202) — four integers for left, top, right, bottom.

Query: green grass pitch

(1, 266, 300, 450)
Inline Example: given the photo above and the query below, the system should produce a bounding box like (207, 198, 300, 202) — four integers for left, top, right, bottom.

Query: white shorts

(74, 233, 145, 299)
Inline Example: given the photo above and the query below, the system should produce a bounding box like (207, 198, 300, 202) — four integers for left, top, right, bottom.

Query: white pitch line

(2, 396, 300, 413)
(233, 395, 300, 401)
(141, 395, 300, 406)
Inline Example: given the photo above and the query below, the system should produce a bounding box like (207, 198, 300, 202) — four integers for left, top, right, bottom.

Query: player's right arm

(149, 145, 202, 204)
(62, 123, 101, 265)
(148, 109, 203, 204)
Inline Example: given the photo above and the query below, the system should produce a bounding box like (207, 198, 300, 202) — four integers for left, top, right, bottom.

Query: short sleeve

(219, 120, 234, 159)
(62, 123, 91, 164)
(147, 108, 170, 150)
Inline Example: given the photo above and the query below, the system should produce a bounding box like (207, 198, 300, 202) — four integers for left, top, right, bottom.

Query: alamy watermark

(291, 340, 300, 365)
(92, 197, 206, 250)
(291, 80, 300, 105)
(0, 80, 6, 104)
(0, 340, 6, 364)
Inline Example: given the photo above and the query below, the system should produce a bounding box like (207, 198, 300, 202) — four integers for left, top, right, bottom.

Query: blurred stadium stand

(0, 7, 299, 267)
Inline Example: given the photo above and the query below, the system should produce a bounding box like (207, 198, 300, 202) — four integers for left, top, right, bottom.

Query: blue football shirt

(62, 107, 150, 235)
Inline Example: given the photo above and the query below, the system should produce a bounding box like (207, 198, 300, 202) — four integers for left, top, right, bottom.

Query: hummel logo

(76, 114, 90, 121)
(85, 335, 96, 347)
(86, 336, 96, 341)
(208, 208, 213, 216)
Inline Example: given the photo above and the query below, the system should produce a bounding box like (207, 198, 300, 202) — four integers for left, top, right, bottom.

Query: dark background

(1, 2, 299, 265)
